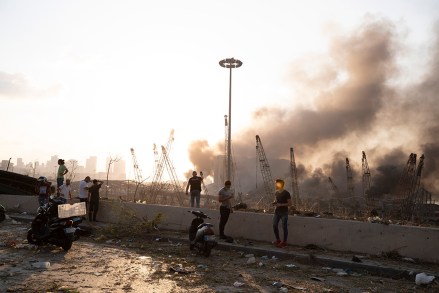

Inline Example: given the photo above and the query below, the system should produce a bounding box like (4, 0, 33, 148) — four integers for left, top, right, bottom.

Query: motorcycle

(188, 210, 217, 257)
(27, 197, 83, 251)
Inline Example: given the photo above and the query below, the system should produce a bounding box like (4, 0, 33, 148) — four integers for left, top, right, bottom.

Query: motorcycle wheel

(27, 229, 39, 245)
(62, 238, 73, 251)
(203, 244, 211, 257)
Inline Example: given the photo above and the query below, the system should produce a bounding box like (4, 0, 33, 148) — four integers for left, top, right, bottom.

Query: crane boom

(161, 145, 184, 206)
(149, 130, 175, 203)
(289, 147, 300, 206)
(130, 148, 144, 200)
(346, 158, 355, 197)
(361, 151, 372, 198)
(255, 135, 274, 209)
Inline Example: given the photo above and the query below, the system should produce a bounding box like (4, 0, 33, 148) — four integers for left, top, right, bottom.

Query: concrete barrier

(1, 194, 438, 263)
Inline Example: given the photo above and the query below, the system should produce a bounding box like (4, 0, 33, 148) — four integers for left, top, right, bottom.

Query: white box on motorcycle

(58, 202, 87, 218)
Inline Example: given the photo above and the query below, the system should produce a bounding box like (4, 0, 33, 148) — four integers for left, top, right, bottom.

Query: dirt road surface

(1, 218, 438, 293)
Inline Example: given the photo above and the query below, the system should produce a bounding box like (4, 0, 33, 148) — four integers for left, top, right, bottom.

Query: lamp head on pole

(219, 58, 242, 68)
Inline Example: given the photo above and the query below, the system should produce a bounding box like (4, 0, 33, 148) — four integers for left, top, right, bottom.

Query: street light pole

(219, 58, 242, 182)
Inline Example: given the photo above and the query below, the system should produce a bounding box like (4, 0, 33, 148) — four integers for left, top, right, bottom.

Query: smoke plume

(187, 18, 439, 199)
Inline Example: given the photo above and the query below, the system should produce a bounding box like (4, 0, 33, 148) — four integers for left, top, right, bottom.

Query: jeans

(38, 195, 48, 207)
(219, 206, 231, 237)
(273, 212, 289, 242)
(89, 200, 99, 221)
(57, 178, 64, 188)
(190, 190, 201, 208)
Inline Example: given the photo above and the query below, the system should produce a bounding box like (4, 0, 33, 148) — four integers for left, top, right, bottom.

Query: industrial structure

(289, 147, 300, 207)
(255, 135, 274, 210)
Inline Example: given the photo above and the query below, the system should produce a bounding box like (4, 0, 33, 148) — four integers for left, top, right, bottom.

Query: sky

(1, 0, 439, 195)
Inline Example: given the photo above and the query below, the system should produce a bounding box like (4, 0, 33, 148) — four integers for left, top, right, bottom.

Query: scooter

(188, 210, 217, 257)
(27, 197, 83, 251)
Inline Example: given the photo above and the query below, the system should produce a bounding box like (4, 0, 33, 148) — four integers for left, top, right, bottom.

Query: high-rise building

(16, 158, 24, 168)
(85, 156, 97, 174)
(113, 159, 126, 180)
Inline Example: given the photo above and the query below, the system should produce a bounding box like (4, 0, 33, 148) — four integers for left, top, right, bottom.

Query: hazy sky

(1, 0, 438, 180)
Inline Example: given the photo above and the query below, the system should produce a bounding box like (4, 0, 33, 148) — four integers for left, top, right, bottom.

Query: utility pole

(219, 58, 242, 182)
(6, 158, 11, 171)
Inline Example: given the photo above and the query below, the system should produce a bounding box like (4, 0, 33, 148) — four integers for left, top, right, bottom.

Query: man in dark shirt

(185, 171, 203, 208)
(272, 179, 292, 248)
(88, 179, 103, 222)
(35, 176, 51, 207)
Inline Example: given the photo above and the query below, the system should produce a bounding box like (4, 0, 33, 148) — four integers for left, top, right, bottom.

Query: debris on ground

(311, 276, 326, 282)
(415, 273, 435, 285)
(233, 281, 244, 287)
(352, 255, 362, 263)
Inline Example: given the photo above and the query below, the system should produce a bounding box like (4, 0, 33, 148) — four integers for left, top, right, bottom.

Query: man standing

(35, 176, 51, 207)
(88, 179, 103, 222)
(218, 180, 234, 240)
(272, 179, 292, 248)
(79, 176, 91, 217)
(58, 179, 72, 203)
(57, 159, 69, 188)
(185, 171, 203, 208)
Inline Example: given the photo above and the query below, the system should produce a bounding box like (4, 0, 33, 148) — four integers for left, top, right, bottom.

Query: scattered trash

(170, 266, 192, 274)
(285, 264, 298, 269)
(244, 254, 254, 258)
(310, 276, 325, 282)
(336, 271, 348, 276)
(31, 261, 50, 269)
(21, 212, 27, 215)
(105, 239, 114, 244)
(155, 238, 161, 242)
(272, 282, 284, 288)
(233, 281, 244, 287)
(271, 256, 278, 261)
(94, 272, 102, 276)
(290, 285, 306, 290)
(11, 220, 21, 225)
(415, 273, 435, 285)
(261, 255, 269, 260)
(0, 242, 6, 247)
(279, 287, 288, 293)
(352, 256, 362, 263)
(197, 264, 208, 270)
(138, 256, 151, 260)
(246, 257, 256, 264)
(258, 262, 264, 267)
(402, 257, 415, 263)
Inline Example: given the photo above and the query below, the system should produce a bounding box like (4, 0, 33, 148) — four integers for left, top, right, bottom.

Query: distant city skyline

(0, 155, 126, 182)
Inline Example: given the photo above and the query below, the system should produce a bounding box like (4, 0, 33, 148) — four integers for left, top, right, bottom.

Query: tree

(67, 160, 78, 182)
(106, 155, 121, 199)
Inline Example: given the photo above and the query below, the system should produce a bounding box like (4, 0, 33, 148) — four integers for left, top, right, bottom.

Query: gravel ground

(1, 217, 438, 293)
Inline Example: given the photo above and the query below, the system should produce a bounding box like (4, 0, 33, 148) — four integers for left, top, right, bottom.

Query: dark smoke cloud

(185, 140, 215, 179)
(187, 18, 439, 199)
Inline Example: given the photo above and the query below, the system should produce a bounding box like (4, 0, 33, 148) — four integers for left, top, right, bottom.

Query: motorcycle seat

(197, 223, 214, 229)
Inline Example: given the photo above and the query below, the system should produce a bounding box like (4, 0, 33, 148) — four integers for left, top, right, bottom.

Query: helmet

(38, 176, 47, 182)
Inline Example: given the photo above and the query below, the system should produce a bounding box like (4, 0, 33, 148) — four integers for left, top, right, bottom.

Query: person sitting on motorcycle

(35, 176, 51, 207)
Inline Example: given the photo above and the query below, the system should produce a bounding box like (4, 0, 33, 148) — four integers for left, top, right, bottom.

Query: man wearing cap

(185, 171, 203, 208)
(57, 159, 69, 188)
(218, 180, 234, 240)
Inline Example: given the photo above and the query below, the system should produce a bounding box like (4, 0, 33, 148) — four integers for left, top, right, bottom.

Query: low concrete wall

(1, 194, 438, 263)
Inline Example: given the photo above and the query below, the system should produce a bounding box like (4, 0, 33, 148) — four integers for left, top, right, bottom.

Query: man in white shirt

(58, 179, 72, 203)
(79, 176, 91, 214)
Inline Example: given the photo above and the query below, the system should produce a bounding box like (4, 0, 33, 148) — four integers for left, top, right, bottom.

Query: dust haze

(187, 17, 439, 199)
